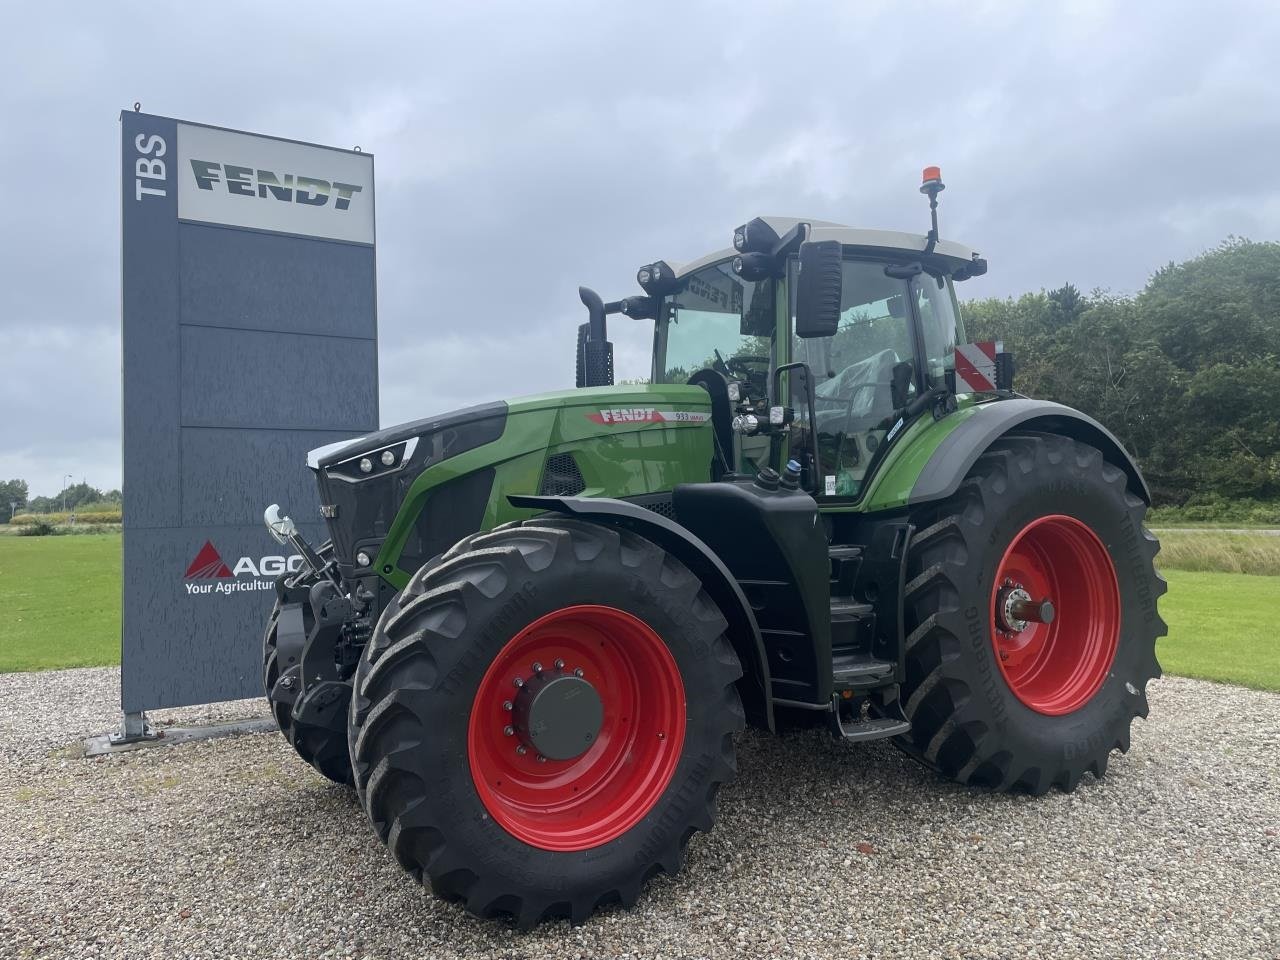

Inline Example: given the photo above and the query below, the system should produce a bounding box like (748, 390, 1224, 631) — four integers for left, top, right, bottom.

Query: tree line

(0, 480, 121, 521)
(963, 237, 1280, 506)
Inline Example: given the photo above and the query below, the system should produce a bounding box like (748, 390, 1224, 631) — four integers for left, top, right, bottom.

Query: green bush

(12, 509, 121, 526)
(72, 501, 122, 514)
(15, 521, 57, 537)
(1147, 496, 1280, 526)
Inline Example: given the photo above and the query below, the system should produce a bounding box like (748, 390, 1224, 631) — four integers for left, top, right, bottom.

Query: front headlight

(325, 437, 418, 483)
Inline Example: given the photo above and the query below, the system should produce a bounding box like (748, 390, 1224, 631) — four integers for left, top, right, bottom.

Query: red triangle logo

(185, 540, 233, 579)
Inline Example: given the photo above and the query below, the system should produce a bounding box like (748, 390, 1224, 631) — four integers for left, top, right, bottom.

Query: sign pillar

(119, 112, 378, 735)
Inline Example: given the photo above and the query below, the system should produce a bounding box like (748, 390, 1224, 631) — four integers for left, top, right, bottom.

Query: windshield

(655, 261, 776, 384)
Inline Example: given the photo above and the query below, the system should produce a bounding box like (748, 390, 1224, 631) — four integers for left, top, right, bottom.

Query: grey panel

(180, 428, 356, 527)
(122, 112, 379, 714)
(121, 523, 328, 712)
(179, 325, 377, 430)
(179, 224, 377, 338)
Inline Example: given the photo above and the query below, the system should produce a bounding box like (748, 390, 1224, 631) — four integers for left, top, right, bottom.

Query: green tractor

(262, 169, 1165, 927)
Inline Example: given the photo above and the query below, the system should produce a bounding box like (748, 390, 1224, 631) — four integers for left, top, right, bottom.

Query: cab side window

(791, 261, 914, 497)
(912, 274, 965, 387)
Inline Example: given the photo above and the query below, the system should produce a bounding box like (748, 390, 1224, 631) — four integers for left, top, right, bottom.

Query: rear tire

(263, 570, 353, 786)
(898, 432, 1166, 793)
(347, 518, 744, 928)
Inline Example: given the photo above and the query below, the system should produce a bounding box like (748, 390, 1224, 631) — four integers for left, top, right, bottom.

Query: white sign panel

(177, 123, 374, 244)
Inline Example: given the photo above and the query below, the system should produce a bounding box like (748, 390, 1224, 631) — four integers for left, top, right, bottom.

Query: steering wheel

(725, 355, 769, 378)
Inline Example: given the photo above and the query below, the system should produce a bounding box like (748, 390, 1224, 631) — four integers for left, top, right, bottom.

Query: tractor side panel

(376, 385, 714, 587)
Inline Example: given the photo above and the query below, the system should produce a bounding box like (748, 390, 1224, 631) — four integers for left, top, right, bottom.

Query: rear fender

(509, 494, 775, 731)
(909, 398, 1151, 506)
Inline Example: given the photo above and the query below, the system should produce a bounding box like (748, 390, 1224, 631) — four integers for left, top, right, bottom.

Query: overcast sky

(2, 0, 1277, 498)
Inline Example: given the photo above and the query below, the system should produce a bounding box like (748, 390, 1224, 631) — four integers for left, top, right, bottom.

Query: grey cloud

(2, 0, 1277, 495)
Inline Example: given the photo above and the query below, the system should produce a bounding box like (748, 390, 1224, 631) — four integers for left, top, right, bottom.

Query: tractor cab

(648, 220, 984, 498)
(581, 169, 993, 503)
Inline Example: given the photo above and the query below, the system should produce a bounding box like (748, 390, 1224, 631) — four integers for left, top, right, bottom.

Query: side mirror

(794, 241, 842, 339)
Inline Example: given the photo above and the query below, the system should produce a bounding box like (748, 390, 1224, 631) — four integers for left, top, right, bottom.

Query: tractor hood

(306, 384, 713, 580)
(306, 385, 712, 470)
(307, 400, 509, 470)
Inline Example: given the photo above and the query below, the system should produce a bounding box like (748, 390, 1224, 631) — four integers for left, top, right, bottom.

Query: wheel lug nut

(516, 745, 527, 756)
(536, 754, 547, 763)
(532, 661, 543, 674)
(502, 700, 513, 711)
(554, 658, 565, 670)
(574, 668, 584, 678)
(503, 725, 514, 736)
(513, 677, 524, 688)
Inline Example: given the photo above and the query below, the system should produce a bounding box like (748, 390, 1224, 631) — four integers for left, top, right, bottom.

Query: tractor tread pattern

(896, 432, 1166, 795)
(347, 517, 743, 929)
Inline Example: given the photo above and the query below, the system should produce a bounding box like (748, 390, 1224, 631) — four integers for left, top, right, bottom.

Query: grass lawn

(0, 534, 1276, 693)
(0, 533, 121, 672)
(1157, 569, 1279, 691)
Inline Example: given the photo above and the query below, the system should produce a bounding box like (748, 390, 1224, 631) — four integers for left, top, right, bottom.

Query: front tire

(899, 432, 1166, 793)
(347, 518, 744, 928)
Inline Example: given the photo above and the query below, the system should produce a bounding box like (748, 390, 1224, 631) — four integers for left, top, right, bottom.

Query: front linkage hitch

(264, 505, 374, 737)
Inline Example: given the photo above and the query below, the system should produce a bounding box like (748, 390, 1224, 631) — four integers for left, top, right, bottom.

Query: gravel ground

(1, 668, 1276, 960)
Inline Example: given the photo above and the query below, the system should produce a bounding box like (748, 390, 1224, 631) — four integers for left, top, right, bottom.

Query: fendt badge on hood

(586, 409, 711, 425)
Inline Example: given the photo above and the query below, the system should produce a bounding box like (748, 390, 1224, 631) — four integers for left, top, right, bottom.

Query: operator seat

(814, 349, 899, 438)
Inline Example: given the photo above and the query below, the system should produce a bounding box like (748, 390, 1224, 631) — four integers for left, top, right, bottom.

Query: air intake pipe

(576, 286, 614, 388)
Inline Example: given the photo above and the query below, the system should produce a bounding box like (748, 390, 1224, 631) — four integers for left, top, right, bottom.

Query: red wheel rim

(467, 605, 686, 851)
(990, 515, 1120, 715)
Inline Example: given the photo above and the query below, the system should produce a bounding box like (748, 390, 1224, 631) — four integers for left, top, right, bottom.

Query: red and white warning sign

(953, 341, 1003, 393)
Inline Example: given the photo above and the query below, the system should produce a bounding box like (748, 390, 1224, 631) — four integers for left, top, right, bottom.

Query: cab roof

(670, 216, 982, 280)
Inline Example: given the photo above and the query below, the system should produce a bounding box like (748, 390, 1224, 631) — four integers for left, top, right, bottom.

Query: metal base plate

(84, 716, 277, 757)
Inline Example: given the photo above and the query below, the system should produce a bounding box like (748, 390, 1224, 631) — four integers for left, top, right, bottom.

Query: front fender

(509, 494, 774, 731)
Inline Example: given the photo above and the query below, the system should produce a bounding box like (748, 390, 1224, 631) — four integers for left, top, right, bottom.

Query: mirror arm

(769, 222, 808, 259)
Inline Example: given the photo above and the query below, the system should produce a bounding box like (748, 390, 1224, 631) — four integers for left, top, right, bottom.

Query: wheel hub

(996, 584, 1056, 634)
(512, 668, 603, 761)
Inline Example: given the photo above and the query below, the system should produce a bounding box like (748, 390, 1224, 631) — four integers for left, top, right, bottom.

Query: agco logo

(188, 160, 363, 211)
(183, 540, 303, 597)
